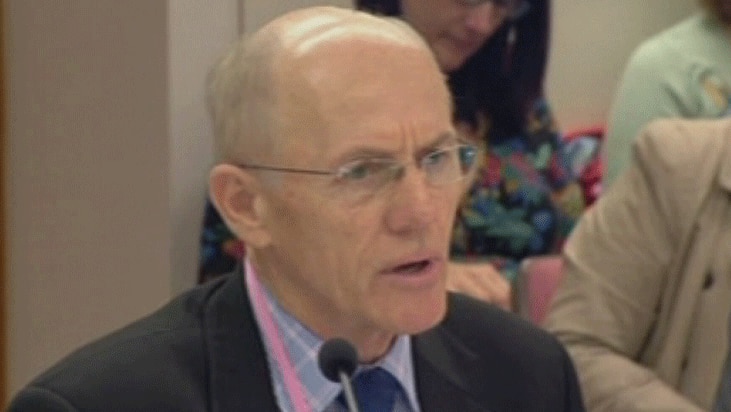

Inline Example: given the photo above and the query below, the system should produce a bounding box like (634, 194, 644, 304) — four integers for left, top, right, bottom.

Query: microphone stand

(338, 369, 360, 412)
(318, 337, 361, 412)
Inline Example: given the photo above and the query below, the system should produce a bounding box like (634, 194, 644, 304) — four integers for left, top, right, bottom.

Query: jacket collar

(204, 272, 280, 412)
(412, 296, 494, 412)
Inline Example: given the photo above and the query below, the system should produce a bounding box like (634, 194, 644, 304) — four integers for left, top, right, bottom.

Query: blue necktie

(340, 367, 402, 412)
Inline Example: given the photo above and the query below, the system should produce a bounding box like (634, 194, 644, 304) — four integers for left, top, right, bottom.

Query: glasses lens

(458, 144, 478, 173)
(508, 0, 530, 19)
(423, 145, 477, 186)
(334, 145, 478, 200)
(460, 0, 487, 6)
(336, 159, 402, 198)
(458, 0, 530, 20)
(460, 0, 508, 7)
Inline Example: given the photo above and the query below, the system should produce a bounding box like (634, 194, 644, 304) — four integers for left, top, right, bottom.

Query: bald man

(9, 7, 583, 412)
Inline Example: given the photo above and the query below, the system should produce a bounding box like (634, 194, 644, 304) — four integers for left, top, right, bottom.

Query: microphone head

(318, 338, 358, 382)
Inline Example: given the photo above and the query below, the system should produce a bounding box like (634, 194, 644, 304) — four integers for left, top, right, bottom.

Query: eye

(459, 145, 477, 169)
(422, 148, 451, 167)
(338, 159, 390, 181)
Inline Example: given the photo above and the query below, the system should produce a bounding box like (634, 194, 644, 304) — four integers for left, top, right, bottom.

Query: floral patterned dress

(450, 99, 586, 282)
(199, 99, 589, 284)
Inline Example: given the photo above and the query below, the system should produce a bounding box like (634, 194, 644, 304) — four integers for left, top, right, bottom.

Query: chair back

(515, 255, 564, 325)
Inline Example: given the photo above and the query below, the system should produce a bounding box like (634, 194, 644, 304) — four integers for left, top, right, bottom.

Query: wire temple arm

(234, 163, 332, 176)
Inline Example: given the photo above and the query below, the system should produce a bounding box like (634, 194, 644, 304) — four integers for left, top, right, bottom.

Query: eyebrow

(331, 130, 460, 165)
(415, 132, 463, 158)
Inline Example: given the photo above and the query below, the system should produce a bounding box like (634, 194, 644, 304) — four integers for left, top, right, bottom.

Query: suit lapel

(413, 321, 493, 412)
(204, 272, 280, 412)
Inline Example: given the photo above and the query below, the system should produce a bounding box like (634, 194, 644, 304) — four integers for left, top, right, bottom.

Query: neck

(247, 253, 397, 363)
(352, 332, 397, 364)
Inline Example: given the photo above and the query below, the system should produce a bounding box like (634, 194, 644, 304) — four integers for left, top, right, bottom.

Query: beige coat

(545, 118, 731, 411)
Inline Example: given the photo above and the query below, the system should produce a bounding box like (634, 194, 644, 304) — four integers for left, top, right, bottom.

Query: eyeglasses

(235, 144, 478, 201)
(458, 0, 531, 20)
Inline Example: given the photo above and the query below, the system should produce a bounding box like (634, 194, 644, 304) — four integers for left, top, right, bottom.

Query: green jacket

(604, 12, 731, 186)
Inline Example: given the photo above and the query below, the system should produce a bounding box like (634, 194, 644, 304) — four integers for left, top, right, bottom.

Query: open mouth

(390, 260, 431, 275)
(380, 255, 443, 289)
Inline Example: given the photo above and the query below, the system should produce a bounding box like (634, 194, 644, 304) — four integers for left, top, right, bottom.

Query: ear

(209, 164, 272, 248)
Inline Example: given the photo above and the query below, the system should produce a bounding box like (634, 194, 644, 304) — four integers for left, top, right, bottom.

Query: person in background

(546, 118, 731, 411)
(9, 7, 585, 411)
(603, 0, 731, 186)
(199, 0, 586, 311)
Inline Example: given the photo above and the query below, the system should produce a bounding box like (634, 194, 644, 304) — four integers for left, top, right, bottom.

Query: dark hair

(355, 0, 550, 140)
(699, 0, 731, 24)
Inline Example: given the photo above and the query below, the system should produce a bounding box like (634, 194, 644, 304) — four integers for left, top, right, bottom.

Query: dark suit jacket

(9, 272, 584, 411)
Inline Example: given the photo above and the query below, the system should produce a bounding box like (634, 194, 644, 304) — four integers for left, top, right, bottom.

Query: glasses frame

(233, 143, 478, 194)
(458, 0, 531, 20)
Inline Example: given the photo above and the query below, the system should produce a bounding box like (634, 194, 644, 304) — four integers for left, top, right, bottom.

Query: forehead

(274, 35, 453, 157)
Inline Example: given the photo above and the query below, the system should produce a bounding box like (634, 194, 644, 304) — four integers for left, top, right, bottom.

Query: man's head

(208, 7, 472, 361)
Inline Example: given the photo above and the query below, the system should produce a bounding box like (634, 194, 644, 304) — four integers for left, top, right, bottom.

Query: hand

(447, 261, 513, 311)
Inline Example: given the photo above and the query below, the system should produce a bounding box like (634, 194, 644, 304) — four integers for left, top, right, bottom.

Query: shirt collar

(246, 258, 421, 412)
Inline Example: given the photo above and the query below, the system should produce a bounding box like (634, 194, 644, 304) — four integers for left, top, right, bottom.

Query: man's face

(400, 0, 510, 72)
(257, 37, 461, 357)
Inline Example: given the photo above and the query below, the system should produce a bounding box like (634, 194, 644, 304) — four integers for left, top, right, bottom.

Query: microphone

(318, 338, 360, 412)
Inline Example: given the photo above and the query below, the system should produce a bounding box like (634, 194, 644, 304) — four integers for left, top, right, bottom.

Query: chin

(434, 48, 468, 73)
(395, 291, 448, 335)
(439, 57, 464, 73)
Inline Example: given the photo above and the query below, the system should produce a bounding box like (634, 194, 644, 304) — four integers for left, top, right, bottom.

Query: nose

(384, 167, 438, 236)
(464, 3, 504, 36)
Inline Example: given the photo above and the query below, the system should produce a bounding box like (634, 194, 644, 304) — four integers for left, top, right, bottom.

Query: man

(10, 7, 583, 411)
(546, 118, 731, 411)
